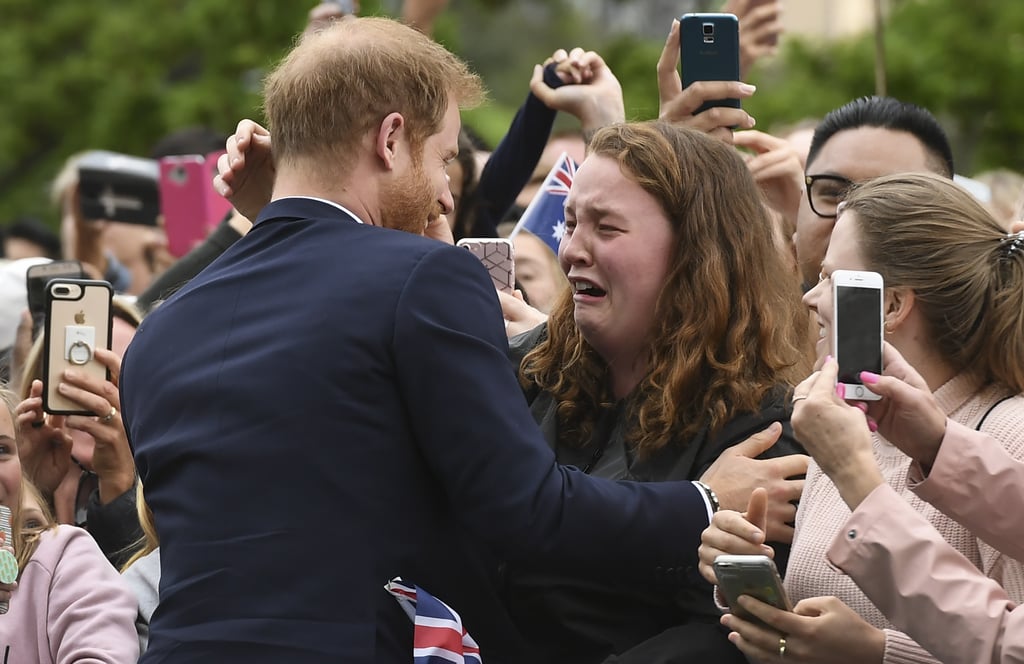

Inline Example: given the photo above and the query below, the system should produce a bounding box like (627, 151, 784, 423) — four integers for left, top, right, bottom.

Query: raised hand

(733, 129, 804, 223)
(658, 19, 756, 143)
(497, 289, 547, 338)
(214, 119, 274, 222)
(723, 0, 784, 76)
(14, 380, 73, 496)
(529, 48, 625, 132)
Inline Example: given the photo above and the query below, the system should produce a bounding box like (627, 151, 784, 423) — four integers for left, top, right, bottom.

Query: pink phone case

(456, 238, 515, 293)
(159, 151, 232, 257)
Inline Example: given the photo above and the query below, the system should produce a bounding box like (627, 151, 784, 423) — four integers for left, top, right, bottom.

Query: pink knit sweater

(787, 373, 1024, 664)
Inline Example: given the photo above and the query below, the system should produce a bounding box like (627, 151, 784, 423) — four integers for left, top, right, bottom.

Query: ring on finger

(100, 406, 117, 424)
(779, 636, 787, 659)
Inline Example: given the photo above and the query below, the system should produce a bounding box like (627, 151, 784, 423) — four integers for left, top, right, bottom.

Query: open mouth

(572, 279, 607, 298)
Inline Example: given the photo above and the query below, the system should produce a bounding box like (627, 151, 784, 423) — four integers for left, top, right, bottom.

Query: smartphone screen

(679, 13, 741, 114)
(832, 270, 883, 399)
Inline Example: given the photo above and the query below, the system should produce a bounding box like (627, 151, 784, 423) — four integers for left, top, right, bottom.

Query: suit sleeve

(909, 419, 1024, 562)
(828, 484, 1024, 664)
(392, 244, 707, 579)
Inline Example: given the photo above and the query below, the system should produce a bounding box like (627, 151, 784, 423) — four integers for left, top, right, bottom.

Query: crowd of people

(0, 0, 1022, 663)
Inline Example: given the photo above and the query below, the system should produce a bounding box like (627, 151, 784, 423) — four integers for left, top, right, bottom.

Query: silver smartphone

(831, 269, 884, 401)
(713, 554, 792, 623)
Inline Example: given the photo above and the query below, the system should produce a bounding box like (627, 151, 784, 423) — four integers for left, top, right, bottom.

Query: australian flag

(386, 578, 483, 664)
(510, 152, 578, 255)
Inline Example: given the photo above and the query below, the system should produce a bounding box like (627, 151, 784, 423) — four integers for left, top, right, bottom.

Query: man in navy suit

(121, 17, 770, 663)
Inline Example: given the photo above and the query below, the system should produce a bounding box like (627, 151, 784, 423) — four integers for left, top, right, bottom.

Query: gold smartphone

(42, 279, 113, 415)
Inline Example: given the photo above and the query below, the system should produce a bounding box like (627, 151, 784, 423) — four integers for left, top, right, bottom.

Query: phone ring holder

(68, 340, 93, 366)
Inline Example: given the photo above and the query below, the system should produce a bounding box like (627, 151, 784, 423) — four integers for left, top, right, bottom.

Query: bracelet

(694, 480, 720, 514)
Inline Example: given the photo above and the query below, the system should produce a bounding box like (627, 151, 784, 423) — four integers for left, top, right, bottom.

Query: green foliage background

(0, 0, 1021, 229)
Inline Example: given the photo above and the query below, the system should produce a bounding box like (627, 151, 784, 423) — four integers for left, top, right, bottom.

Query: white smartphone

(831, 270, 884, 401)
(713, 554, 792, 624)
(456, 238, 515, 294)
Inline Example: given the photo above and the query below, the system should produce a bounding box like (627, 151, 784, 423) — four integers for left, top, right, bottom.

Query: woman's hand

(722, 594, 886, 664)
(59, 348, 135, 504)
(699, 487, 775, 586)
(498, 289, 548, 338)
(15, 380, 73, 496)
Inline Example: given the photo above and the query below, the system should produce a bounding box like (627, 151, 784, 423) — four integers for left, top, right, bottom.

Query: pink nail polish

(868, 419, 878, 432)
(861, 371, 880, 384)
(836, 383, 845, 399)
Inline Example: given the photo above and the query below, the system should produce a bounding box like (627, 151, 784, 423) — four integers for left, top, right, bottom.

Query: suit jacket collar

(255, 196, 364, 227)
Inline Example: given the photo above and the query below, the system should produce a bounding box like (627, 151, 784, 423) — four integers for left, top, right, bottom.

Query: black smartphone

(26, 260, 85, 338)
(77, 150, 161, 226)
(42, 279, 113, 415)
(679, 13, 741, 114)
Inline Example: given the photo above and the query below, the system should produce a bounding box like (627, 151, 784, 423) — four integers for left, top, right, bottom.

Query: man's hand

(699, 422, 808, 543)
(658, 19, 756, 143)
(215, 119, 275, 222)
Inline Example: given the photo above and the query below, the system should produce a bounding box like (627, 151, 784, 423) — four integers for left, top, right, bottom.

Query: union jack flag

(385, 578, 483, 664)
(510, 152, 578, 256)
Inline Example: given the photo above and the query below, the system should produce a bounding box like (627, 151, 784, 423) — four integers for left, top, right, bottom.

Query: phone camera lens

(702, 23, 714, 35)
(54, 286, 70, 296)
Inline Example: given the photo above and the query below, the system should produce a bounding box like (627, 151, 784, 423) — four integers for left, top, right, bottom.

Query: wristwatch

(694, 480, 720, 514)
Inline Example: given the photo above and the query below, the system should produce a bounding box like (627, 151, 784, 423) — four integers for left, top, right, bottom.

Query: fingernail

(57, 383, 69, 394)
(739, 83, 756, 94)
(867, 419, 878, 432)
(825, 354, 833, 363)
(861, 371, 880, 384)
(836, 383, 845, 399)
(64, 369, 78, 380)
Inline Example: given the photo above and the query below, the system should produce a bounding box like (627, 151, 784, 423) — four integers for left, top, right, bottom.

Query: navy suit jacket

(122, 198, 709, 663)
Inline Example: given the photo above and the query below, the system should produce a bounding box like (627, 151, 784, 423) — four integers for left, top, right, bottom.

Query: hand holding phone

(713, 554, 792, 624)
(456, 238, 516, 294)
(831, 270, 884, 401)
(42, 279, 113, 415)
(679, 13, 741, 114)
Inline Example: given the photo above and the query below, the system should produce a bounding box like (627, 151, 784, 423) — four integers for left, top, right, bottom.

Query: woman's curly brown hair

(520, 121, 811, 456)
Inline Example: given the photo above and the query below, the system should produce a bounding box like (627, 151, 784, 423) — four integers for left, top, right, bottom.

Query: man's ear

(375, 112, 406, 171)
(884, 286, 915, 333)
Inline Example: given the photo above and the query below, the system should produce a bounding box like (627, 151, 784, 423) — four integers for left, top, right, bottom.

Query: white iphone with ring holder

(42, 279, 113, 415)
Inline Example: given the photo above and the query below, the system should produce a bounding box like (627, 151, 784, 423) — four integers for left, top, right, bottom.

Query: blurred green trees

(0, 0, 1020, 227)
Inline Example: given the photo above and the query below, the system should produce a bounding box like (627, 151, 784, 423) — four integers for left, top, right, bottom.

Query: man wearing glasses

(794, 96, 955, 291)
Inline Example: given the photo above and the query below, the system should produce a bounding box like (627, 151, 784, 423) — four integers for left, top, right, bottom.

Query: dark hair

(807, 96, 954, 177)
(148, 126, 227, 159)
(4, 216, 61, 259)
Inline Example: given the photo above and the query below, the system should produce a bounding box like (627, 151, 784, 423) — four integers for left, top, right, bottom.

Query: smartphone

(77, 150, 161, 226)
(713, 554, 792, 623)
(26, 260, 85, 338)
(42, 279, 113, 415)
(0, 505, 15, 614)
(456, 238, 515, 294)
(832, 270, 884, 401)
(679, 13, 741, 114)
(159, 151, 233, 257)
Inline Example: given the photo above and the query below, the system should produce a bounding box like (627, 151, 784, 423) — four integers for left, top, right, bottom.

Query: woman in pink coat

(0, 388, 138, 663)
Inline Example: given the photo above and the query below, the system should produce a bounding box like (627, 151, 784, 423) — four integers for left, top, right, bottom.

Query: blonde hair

(120, 481, 157, 572)
(843, 172, 1024, 391)
(263, 16, 485, 180)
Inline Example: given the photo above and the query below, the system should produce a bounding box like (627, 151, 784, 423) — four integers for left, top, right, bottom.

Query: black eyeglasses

(805, 174, 855, 219)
